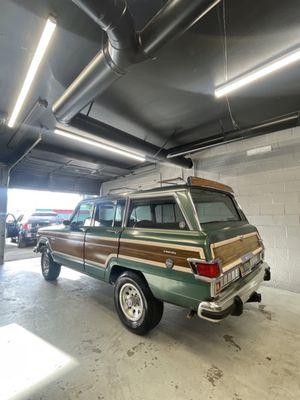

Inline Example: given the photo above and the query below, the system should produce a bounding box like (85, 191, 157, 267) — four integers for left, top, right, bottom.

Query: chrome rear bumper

(198, 262, 270, 322)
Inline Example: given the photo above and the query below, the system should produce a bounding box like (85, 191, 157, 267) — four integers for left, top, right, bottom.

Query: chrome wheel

(119, 283, 144, 322)
(42, 253, 50, 275)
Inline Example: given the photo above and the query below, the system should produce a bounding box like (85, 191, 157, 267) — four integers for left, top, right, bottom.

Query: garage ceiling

(0, 0, 300, 193)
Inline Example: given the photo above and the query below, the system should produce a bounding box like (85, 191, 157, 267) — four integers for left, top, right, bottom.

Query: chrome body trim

(198, 262, 269, 322)
(35, 236, 54, 253)
(125, 191, 193, 231)
(187, 188, 202, 231)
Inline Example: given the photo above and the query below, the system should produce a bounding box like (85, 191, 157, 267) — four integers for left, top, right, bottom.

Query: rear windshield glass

(191, 189, 241, 224)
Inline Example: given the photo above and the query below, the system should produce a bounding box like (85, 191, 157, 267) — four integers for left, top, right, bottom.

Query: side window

(71, 202, 94, 228)
(114, 200, 125, 227)
(94, 202, 115, 227)
(127, 197, 188, 230)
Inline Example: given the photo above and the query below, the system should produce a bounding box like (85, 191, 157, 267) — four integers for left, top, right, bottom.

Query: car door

(5, 214, 17, 238)
(84, 199, 125, 279)
(51, 201, 94, 271)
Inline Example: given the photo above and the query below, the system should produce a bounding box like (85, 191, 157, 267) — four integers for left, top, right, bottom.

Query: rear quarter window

(127, 197, 188, 230)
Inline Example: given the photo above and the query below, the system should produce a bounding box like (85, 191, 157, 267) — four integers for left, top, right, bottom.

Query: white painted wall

(102, 127, 300, 293)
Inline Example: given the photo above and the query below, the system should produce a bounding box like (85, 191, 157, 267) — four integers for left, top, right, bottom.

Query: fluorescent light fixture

(247, 145, 272, 157)
(8, 17, 56, 128)
(54, 129, 146, 163)
(215, 48, 300, 98)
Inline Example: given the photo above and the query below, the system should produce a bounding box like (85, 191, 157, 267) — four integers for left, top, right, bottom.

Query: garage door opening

(5, 189, 83, 262)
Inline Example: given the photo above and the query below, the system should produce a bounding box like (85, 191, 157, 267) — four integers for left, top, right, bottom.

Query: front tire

(41, 250, 61, 281)
(114, 271, 164, 335)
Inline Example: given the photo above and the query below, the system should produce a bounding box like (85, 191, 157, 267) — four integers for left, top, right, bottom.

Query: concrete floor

(0, 258, 299, 400)
(4, 240, 39, 262)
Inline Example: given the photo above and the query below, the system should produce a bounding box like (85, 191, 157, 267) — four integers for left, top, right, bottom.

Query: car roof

(82, 185, 234, 205)
(80, 185, 187, 203)
(81, 176, 234, 203)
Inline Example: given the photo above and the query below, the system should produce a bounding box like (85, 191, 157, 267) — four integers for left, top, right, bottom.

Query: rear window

(127, 197, 188, 230)
(191, 189, 241, 224)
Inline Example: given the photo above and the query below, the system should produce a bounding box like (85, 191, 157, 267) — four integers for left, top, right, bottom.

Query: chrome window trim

(128, 188, 187, 199)
(91, 198, 127, 229)
(112, 198, 126, 228)
(122, 197, 130, 228)
(91, 199, 116, 228)
(124, 193, 193, 231)
(187, 188, 202, 231)
(189, 187, 244, 228)
(173, 191, 193, 231)
(70, 199, 96, 227)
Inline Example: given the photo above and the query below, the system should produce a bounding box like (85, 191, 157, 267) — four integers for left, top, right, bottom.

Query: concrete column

(0, 166, 9, 266)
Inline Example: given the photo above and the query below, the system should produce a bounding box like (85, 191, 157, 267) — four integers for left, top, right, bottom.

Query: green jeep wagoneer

(35, 176, 271, 335)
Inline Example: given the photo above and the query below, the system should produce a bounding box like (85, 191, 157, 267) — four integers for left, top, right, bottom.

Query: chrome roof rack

(107, 186, 137, 195)
(158, 177, 186, 186)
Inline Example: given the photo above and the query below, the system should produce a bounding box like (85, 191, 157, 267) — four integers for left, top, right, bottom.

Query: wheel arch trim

(36, 236, 53, 253)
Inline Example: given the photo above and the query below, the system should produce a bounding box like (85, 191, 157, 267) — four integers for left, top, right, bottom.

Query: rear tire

(18, 235, 26, 248)
(114, 271, 164, 335)
(41, 250, 61, 281)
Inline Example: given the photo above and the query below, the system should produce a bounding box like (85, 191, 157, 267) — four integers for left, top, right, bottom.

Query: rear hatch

(190, 188, 264, 276)
(203, 221, 263, 273)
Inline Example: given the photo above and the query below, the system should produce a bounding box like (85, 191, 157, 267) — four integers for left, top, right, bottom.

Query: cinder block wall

(102, 127, 300, 293)
(194, 127, 300, 293)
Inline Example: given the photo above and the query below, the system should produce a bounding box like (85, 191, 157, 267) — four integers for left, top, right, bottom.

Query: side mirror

(63, 220, 71, 226)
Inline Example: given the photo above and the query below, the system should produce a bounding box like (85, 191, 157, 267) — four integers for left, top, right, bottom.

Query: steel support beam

(0, 166, 9, 266)
(167, 112, 300, 158)
(69, 114, 193, 169)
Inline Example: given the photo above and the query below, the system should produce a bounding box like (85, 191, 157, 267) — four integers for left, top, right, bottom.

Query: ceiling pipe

(7, 99, 48, 149)
(53, 0, 220, 124)
(51, 0, 220, 170)
(167, 112, 300, 158)
(66, 114, 193, 169)
(140, 0, 221, 56)
(36, 142, 131, 171)
(53, 0, 137, 123)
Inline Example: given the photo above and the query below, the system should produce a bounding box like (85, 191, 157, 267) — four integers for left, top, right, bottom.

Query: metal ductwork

(53, 0, 137, 123)
(139, 0, 221, 56)
(67, 114, 193, 169)
(53, 0, 221, 123)
(167, 112, 300, 158)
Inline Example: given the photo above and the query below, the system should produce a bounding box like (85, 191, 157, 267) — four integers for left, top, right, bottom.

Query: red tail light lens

(22, 223, 31, 231)
(194, 261, 220, 278)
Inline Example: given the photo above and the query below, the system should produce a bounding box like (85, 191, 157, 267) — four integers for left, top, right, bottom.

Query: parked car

(16, 212, 61, 248)
(5, 213, 19, 240)
(35, 177, 271, 335)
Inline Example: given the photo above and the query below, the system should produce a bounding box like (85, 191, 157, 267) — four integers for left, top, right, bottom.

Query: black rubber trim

(201, 296, 244, 320)
(201, 303, 235, 321)
(264, 267, 271, 281)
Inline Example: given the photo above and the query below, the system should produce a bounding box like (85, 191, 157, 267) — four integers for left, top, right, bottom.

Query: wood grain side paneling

(212, 234, 261, 269)
(119, 241, 200, 269)
(85, 237, 119, 267)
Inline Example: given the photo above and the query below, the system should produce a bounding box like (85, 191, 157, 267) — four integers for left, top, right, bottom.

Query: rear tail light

(193, 260, 221, 279)
(22, 223, 31, 231)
